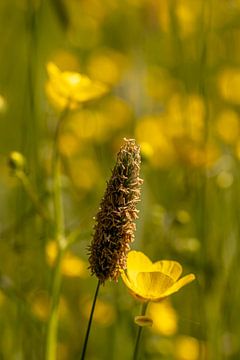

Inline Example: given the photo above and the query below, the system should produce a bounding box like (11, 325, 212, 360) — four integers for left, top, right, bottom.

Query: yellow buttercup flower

(46, 62, 108, 110)
(121, 251, 195, 302)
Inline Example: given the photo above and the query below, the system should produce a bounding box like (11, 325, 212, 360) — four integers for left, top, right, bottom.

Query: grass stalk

(80, 280, 101, 360)
(45, 246, 65, 359)
(45, 107, 68, 360)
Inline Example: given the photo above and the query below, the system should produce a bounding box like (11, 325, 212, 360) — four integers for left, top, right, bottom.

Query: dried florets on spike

(88, 138, 143, 284)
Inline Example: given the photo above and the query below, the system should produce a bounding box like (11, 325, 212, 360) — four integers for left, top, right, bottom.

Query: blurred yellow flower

(68, 109, 108, 141)
(135, 93, 207, 169)
(218, 68, 240, 104)
(174, 140, 219, 169)
(121, 251, 195, 302)
(135, 116, 176, 168)
(175, 0, 200, 38)
(68, 157, 100, 190)
(101, 97, 132, 130)
(87, 50, 127, 85)
(204, 143, 220, 168)
(216, 171, 233, 189)
(64, 97, 131, 145)
(45, 62, 108, 110)
(62, 253, 88, 277)
(166, 94, 205, 143)
(58, 132, 81, 157)
(175, 335, 200, 360)
(0, 94, 7, 113)
(155, 1, 170, 33)
(30, 292, 68, 322)
(46, 241, 87, 277)
(83, 299, 116, 327)
(145, 67, 178, 101)
(140, 142, 154, 160)
(49, 50, 80, 72)
(216, 109, 240, 144)
(148, 300, 178, 336)
(46, 240, 58, 265)
(31, 292, 50, 321)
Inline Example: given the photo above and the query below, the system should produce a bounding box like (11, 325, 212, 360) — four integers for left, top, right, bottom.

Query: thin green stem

(52, 106, 69, 173)
(45, 107, 68, 360)
(81, 280, 101, 360)
(133, 302, 148, 360)
(51, 107, 69, 247)
(45, 247, 65, 360)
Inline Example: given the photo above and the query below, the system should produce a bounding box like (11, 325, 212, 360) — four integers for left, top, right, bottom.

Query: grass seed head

(88, 138, 143, 283)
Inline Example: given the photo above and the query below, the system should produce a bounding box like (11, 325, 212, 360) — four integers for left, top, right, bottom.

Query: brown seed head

(88, 138, 143, 283)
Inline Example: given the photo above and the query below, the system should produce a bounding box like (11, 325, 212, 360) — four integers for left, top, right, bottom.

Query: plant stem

(81, 280, 101, 360)
(45, 108, 68, 360)
(45, 247, 65, 360)
(133, 302, 148, 360)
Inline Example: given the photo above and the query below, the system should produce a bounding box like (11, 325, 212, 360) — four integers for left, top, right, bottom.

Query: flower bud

(8, 151, 26, 172)
(134, 315, 153, 327)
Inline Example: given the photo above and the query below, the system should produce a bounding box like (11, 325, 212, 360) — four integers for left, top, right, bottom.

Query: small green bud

(175, 210, 191, 225)
(134, 315, 153, 327)
(8, 151, 26, 172)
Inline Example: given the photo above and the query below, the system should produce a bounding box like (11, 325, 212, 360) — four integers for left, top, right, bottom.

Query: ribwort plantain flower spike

(88, 138, 143, 283)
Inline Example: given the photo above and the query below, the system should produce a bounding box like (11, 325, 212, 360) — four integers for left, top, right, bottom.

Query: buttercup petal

(136, 272, 174, 299)
(121, 271, 145, 300)
(47, 62, 60, 78)
(121, 271, 134, 291)
(162, 274, 196, 298)
(152, 260, 182, 281)
(74, 82, 108, 103)
(126, 251, 153, 284)
(62, 72, 84, 88)
(45, 82, 69, 110)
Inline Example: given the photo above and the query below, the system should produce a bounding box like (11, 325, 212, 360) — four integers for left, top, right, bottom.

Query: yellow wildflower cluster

(136, 93, 220, 169)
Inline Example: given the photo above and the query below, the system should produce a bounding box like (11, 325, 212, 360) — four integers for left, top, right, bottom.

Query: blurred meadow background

(1, 0, 240, 359)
